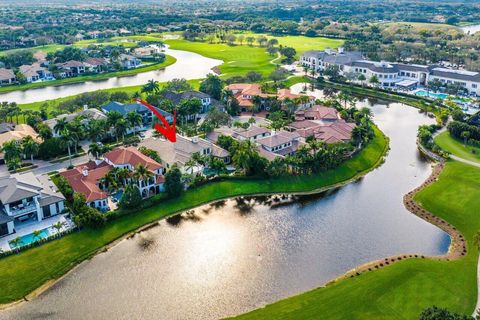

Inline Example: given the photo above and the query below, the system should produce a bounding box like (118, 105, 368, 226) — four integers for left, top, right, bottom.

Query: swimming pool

(414, 89, 449, 100)
(8, 228, 51, 249)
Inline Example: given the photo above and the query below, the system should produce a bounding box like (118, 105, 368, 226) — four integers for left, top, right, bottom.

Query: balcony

(8, 203, 37, 217)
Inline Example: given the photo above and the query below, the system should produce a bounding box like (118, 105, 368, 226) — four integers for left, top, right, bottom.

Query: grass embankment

(0, 55, 177, 94)
(435, 131, 480, 164)
(317, 80, 439, 112)
(229, 160, 480, 320)
(0, 127, 388, 305)
(17, 78, 202, 112)
(231, 32, 343, 56)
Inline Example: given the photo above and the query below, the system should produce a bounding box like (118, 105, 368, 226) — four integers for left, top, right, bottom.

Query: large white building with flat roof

(301, 48, 480, 96)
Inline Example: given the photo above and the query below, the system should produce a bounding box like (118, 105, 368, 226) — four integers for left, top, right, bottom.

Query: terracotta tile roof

(104, 146, 162, 172)
(0, 68, 15, 81)
(60, 161, 112, 202)
(295, 105, 339, 121)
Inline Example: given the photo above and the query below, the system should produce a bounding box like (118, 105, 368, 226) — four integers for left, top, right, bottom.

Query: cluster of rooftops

(301, 48, 480, 94)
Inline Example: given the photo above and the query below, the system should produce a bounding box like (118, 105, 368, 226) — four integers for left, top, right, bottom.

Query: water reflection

(0, 102, 450, 320)
(0, 47, 222, 104)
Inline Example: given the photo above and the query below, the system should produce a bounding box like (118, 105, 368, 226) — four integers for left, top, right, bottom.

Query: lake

(0, 47, 223, 104)
(461, 24, 480, 34)
(0, 100, 450, 320)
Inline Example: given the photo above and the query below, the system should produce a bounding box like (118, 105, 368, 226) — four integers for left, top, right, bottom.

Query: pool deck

(0, 214, 72, 252)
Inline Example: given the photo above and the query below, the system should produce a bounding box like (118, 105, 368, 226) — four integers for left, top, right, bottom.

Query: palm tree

(115, 118, 128, 142)
(8, 102, 21, 124)
(134, 164, 154, 188)
(141, 79, 160, 94)
(126, 111, 143, 135)
(115, 167, 131, 186)
(359, 107, 372, 123)
(21, 135, 39, 162)
(106, 111, 123, 140)
(87, 119, 108, 142)
(185, 158, 197, 175)
(54, 118, 68, 137)
(461, 131, 471, 146)
(32, 229, 42, 242)
(1, 140, 22, 170)
(10, 237, 23, 249)
(52, 221, 66, 235)
(59, 130, 76, 166)
(88, 143, 104, 160)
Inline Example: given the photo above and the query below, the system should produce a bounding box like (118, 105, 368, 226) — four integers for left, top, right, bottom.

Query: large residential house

(288, 105, 356, 144)
(0, 68, 16, 86)
(119, 54, 141, 69)
(133, 46, 161, 58)
(59, 60, 86, 77)
(256, 130, 302, 161)
(84, 57, 110, 73)
(60, 147, 165, 211)
(301, 48, 480, 95)
(160, 90, 222, 114)
(140, 134, 230, 172)
(19, 63, 53, 83)
(226, 83, 315, 112)
(206, 125, 272, 143)
(0, 124, 42, 163)
(44, 107, 107, 137)
(101, 101, 173, 133)
(0, 172, 65, 238)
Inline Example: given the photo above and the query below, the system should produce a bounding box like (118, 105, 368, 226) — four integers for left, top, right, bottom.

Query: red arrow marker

(134, 98, 176, 142)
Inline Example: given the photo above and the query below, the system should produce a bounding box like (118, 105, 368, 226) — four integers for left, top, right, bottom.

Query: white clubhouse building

(301, 48, 480, 96)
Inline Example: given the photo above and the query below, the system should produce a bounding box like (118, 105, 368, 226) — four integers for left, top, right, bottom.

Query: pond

(0, 101, 449, 320)
(0, 47, 223, 105)
(461, 24, 480, 35)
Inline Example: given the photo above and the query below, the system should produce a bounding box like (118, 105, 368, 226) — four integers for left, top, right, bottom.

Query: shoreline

(0, 129, 389, 311)
(0, 55, 177, 95)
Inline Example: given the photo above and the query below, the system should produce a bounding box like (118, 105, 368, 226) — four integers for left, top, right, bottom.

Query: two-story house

(101, 101, 173, 134)
(58, 60, 86, 77)
(61, 147, 166, 211)
(119, 54, 141, 69)
(0, 68, 16, 86)
(0, 172, 65, 238)
(255, 131, 302, 160)
(139, 134, 230, 173)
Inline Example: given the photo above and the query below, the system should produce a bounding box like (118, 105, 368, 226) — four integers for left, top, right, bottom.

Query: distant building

(119, 54, 141, 69)
(101, 101, 173, 133)
(84, 57, 110, 73)
(301, 48, 480, 95)
(58, 60, 86, 77)
(19, 63, 53, 82)
(0, 172, 65, 238)
(0, 68, 16, 86)
(44, 107, 107, 137)
(160, 90, 223, 113)
(225, 83, 315, 112)
(288, 105, 356, 144)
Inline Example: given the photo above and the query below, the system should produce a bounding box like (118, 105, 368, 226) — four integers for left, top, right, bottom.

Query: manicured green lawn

(435, 131, 480, 164)
(0, 55, 177, 94)
(228, 160, 480, 320)
(18, 78, 201, 112)
(165, 39, 276, 77)
(0, 127, 388, 304)
(0, 44, 66, 57)
(232, 32, 344, 55)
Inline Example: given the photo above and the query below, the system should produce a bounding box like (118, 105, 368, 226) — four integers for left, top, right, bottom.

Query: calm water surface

(0, 47, 222, 104)
(461, 24, 480, 34)
(0, 102, 449, 320)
